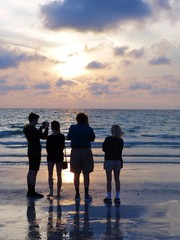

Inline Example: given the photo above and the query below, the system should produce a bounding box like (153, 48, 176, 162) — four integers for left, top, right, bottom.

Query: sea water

(0, 108, 179, 165)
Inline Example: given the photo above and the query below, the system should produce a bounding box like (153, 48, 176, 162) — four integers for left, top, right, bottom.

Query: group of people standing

(23, 112, 124, 204)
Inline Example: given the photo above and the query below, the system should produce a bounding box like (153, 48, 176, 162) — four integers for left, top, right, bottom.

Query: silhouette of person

(46, 120, 65, 198)
(67, 113, 95, 202)
(24, 112, 49, 198)
(102, 124, 124, 204)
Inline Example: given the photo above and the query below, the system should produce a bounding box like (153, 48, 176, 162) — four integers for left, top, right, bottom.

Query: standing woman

(102, 124, 124, 204)
(67, 113, 95, 202)
(46, 121, 65, 198)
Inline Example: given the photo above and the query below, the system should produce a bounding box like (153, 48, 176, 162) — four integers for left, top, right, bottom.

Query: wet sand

(0, 163, 180, 239)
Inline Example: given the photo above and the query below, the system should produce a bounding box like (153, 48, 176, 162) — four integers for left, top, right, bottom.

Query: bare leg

(106, 170, 112, 193)
(83, 173, 90, 189)
(83, 172, 90, 196)
(48, 162, 54, 196)
(74, 172, 80, 189)
(56, 162, 62, 197)
(114, 169, 120, 193)
(27, 169, 38, 195)
(27, 169, 37, 186)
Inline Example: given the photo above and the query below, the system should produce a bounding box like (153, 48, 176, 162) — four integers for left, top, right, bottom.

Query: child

(102, 124, 124, 204)
(46, 121, 65, 198)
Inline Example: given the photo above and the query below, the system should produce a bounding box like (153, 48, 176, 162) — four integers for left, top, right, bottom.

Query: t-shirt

(67, 123, 95, 148)
(46, 134, 65, 162)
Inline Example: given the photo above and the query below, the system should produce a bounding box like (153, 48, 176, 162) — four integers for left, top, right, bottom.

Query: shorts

(70, 148, 94, 174)
(28, 154, 41, 171)
(104, 160, 122, 171)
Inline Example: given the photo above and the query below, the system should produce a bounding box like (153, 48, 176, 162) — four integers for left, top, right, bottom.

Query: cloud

(86, 61, 108, 69)
(0, 76, 27, 93)
(129, 48, 145, 59)
(0, 84, 27, 92)
(128, 75, 180, 95)
(84, 44, 105, 53)
(34, 82, 51, 90)
(149, 55, 171, 65)
(163, 74, 180, 83)
(107, 77, 120, 83)
(56, 78, 76, 87)
(149, 0, 177, 13)
(40, 0, 151, 32)
(114, 46, 129, 56)
(114, 46, 145, 59)
(88, 82, 110, 95)
(120, 59, 132, 67)
(129, 82, 152, 90)
(0, 78, 6, 84)
(0, 44, 58, 69)
(0, 47, 27, 69)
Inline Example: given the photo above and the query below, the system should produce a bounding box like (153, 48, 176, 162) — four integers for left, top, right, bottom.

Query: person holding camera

(46, 120, 65, 198)
(23, 112, 49, 198)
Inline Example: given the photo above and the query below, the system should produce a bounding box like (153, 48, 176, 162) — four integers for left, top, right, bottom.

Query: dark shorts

(70, 148, 94, 174)
(28, 154, 41, 171)
(104, 160, 122, 171)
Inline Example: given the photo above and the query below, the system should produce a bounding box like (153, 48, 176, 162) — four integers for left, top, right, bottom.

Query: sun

(53, 55, 88, 78)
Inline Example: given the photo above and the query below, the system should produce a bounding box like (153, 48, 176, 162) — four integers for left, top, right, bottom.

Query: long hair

(111, 124, 124, 138)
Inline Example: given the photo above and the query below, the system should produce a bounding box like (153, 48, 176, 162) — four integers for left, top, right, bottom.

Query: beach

(0, 163, 180, 239)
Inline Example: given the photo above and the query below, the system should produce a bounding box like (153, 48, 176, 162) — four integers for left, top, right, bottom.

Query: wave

(0, 130, 23, 138)
(141, 134, 180, 139)
(0, 160, 180, 166)
(0, 153, 180, 158)
(124, 141, 180, 148)
(1, 140, 180, 150)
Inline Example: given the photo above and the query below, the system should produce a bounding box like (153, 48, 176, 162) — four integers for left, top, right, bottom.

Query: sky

(0, 0, 180, 109)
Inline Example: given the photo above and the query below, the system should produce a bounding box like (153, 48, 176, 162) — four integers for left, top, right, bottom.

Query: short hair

(28, 112, 39, 122)
(111, 124, 124, 138)
(76, 112, 88, 124)
(51, 120, 60, 131)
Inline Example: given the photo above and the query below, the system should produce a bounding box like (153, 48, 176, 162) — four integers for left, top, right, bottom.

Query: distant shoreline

(0, 107, 180, 110)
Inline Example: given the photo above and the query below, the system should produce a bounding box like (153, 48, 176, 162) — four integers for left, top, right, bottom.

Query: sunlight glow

(62, 166, 74, 183)
(50, 41, 89, 78)
(53, 56, 88, 78)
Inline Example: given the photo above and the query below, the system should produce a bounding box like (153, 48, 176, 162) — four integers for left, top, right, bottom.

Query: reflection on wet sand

(70, 202, 94, 239)
(26, 199, 41, 239)
(103, 205, 123, 239)
(27, 198, 68, 240)
(47, 199, 67, 239)
(26, 198, 123, 239)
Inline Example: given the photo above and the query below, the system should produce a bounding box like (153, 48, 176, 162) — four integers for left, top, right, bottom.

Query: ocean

(0, 108, 180, 166)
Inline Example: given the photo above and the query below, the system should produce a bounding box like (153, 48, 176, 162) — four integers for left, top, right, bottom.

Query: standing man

(67, 113, 95, 202)
(23, 112, 49, 198)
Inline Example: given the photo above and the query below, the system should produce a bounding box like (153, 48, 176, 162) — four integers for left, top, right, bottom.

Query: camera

(42, 121, 49, 128)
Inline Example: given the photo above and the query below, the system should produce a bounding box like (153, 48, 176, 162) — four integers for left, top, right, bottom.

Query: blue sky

(0, 0, 180, 109)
